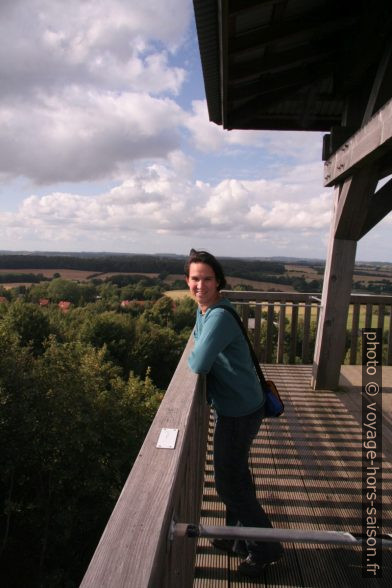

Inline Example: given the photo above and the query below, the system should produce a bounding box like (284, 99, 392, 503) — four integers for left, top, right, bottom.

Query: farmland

(0, 253, 391, 296)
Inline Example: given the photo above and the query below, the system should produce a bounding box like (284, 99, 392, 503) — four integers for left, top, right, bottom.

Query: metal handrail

(173, 523, 392, 548)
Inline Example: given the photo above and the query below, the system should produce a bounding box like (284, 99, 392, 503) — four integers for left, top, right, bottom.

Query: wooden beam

(231, 112, 341, 131)
(334, 167, 379, 240)
(219, 0, 229, 129)
(378, 151, 392, 179)
(229, 0, 286, 15)
(358, 177, 392, 239)
(228, 63, 325, 101)
(311, 237, 357, 389)
(312, 186, 357, 390)
(324, 97, 392, 186)
(229, 45, 336, 82)
(362, 44, 392, 126)
(231, 13, 356, 56)
(227, 69, 332, 129)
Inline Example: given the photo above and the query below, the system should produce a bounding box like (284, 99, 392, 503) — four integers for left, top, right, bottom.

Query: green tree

(145, 296, 174, 327)
(172, 296, 197, 332)
(79, 311, 135, 375)
(78, 282, 97, 304)
(0, 334, 162, 587)
(47, 278, 81, 304)
(1, 300, 51, 354)
(132, 318, 187, 388)
(97, 282, 119, 306)
(28, 281, 50, 303)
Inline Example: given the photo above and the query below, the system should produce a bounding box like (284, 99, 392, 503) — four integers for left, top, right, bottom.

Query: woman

(185, 249, 283, 578)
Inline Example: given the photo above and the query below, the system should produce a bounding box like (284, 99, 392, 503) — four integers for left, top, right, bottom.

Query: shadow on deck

(194, 365, 392, 587)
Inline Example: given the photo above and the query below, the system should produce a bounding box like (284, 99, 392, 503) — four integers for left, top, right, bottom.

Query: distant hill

(1, 250, 390, 266)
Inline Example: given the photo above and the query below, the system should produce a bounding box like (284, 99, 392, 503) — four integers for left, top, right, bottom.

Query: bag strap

(214, 304, 268, 389)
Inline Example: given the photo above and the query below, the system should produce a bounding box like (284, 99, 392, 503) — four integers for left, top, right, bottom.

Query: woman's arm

(188, 310, 236, 374)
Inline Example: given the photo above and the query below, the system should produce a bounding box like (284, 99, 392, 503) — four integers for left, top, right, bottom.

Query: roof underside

(193, 0, 392, 133)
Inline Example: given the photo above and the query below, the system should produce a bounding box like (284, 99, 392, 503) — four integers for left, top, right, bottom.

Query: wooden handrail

(81, 337, 209, 588)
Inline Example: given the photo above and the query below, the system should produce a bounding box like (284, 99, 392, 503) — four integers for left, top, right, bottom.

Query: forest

(0, 253, 285, 278)
(0, 275, 197, 587)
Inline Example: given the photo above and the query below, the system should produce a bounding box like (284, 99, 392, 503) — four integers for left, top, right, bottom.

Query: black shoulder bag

(215, 304, 284, 418)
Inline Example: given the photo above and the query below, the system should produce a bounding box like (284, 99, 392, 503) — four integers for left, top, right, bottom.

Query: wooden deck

(193, 365, 392, 587)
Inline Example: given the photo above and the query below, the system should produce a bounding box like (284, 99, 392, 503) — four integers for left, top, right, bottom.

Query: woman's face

(186, 262, 220, 312)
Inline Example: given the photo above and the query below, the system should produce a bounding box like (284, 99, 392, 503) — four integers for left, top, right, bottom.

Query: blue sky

(0, 0, 390, 261)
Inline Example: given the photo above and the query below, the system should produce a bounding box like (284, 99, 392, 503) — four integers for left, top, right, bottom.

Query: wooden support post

(312, 187, 357, 390)
(312, 239, 357, 389)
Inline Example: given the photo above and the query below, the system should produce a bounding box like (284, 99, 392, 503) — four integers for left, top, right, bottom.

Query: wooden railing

(81, 338, 209, 588)
(348, 293, 392, 365)
(222, 291, 392, 365)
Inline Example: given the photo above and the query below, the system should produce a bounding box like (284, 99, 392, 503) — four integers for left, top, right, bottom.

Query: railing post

(254, 304, 262, 359)
(277, 303, 286, 363)
(302, 302, 312, 364)
(388, 312, 392, 365)
(350, 303, 360, 364)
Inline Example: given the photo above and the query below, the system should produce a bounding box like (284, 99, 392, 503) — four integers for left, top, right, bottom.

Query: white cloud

(0, 0, 191, 185)
(0, 89, 184, 183)
(0, 161, 333, 248)
(185, 100, 264, 152)
(0, 0, 190, 96)
(197, 176, 332, 233)
(184, 100, 324, 165)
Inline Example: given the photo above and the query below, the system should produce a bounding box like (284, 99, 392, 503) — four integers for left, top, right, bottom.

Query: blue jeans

(213, 406, 282, 561)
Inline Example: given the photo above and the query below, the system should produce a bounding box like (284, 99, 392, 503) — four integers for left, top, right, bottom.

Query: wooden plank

(254, 304, 262, 360)
(302, 303, 311, 363)
(241, 304, 250, 336)
(324, 97, 392, 187)
(223, 290, 392, 307)
(333, 167, 379, 240)
(263, 365, 392, 587)
(277, 304, 286, 364)
(365, 303, 373, 328)
(362, 45, 392, 126)
(377, 304, 385, 330)
(359, 177, 392, 239)
(312, 200, 357, 388)
(223, 290, 317, 303)
(194, 417, 229, 587)
(266, 304, 275, 363)
(260, 304, 266, 362)
(289, 304, 298, 363)
(350, 303, 360, 364)
(350, 293, 392, 305)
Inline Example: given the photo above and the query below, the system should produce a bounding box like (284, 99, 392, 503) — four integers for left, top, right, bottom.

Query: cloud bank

(1, 0, 389, 260)
(0, 0, 189, 184)
(1, 160, 333, 251)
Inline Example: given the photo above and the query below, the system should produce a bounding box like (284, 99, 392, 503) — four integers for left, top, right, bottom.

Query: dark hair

(184, 249, 227, 290)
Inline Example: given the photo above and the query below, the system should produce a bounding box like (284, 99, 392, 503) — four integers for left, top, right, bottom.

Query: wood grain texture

(81, 337, 209, 588)
(324, 97, 392, 187)
(194, 364, 392, 587)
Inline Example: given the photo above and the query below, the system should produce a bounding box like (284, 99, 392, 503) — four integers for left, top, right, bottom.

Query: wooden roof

(193, 0, 392, 137)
